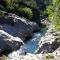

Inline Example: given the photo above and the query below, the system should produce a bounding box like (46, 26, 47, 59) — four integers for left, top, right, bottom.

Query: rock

(0, 13, 39, 40)
(28, 21, 40, 32)
(0, 30, 23, 54)
(41, 18, 50, 26)
(37, 24, 56, 54)
(0, 13, 39, 54)
(0, 39, 7, 54)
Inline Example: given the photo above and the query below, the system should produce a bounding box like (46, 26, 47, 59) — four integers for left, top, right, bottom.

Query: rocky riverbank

(0, 13, 40, 55)
(0, 0, 60, 60)
(3, 18, 60, 60)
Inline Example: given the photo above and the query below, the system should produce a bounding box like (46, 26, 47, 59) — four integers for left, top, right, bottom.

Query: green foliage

(0, 0, 38, 19)
(18, 7, 33, 19)
(1, 0, 34, 19)
(0, 10, 5, 16)
(3, 0, 14, 11)
(47, 0, 60, 31)
(3, 0, 37, 11)
(3, 0, 19, 12)
(25, 0, 37, 8)
(19, 0, 37, 8)
(45, 53, 54, 60)
(55, 35, 60, 45)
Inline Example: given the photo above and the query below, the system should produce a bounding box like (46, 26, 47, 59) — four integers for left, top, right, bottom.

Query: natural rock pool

(18, 32, 42, 54)
(8, 32, 42, 57)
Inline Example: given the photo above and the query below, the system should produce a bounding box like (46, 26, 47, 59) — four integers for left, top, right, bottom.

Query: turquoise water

(8, 32, 42, 58)
(18, 33, 41, 54)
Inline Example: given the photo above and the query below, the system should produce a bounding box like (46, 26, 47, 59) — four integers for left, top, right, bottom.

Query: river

(8, 32, 42, 58)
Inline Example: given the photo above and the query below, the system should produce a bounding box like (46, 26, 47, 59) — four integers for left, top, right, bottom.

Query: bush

(0, 10, 5, 16)
(26, 0, 37, 8)
(47, 0, 60, 31)
(2, 0, 37, 12)
(19, 0, 37, 8)
(18, 7, 33, 19)
(45, 53, 54, 60)
(3, 0, 14, 11)
(3, 0, 19, 12)
(0, 0, 37, 19)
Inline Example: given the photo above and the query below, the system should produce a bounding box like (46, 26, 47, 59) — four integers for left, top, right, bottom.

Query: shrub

(3, 0, 14, 11)
(47, 0, 60, 31)
(45, 53, 54, 60)
(19, 0, 37, 8)
(3, 0, 19, 12)
(55, 35, 60, 45)
(0, 10, 5, 16)
(3, 0, 37, 12)
(18, 7, 33, 19)
(26, 0, 37, 8)
(0, 0, 37, 19)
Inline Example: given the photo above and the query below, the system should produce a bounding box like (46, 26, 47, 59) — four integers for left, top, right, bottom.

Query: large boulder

(0, 30, 23, 54)
(0, 13, 39, 54)
(0, 13, 39, 39)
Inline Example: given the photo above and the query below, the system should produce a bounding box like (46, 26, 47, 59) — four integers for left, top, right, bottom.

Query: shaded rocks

(37, 22, 60, 54)
(0, 13, 40, 40)
(51, 35, 60, 51)
(37, 25, 57, 53)
(0, 13, 40, 54)
(0, 30, 23, 54)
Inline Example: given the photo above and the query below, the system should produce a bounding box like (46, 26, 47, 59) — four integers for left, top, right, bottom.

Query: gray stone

(0, 13, 39, 54)
(0, 30, 23, 54)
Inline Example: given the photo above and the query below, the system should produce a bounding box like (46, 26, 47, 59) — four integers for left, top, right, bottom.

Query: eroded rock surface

(0, 13, 39, 54)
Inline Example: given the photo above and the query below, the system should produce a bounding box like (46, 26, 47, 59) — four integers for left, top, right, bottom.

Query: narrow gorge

(0, 0, 60, 60)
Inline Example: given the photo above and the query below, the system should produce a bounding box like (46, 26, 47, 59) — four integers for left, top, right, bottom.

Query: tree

(47, 0, 60, 31)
